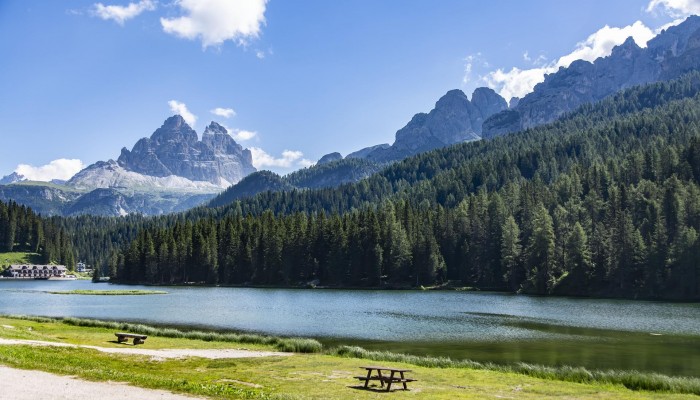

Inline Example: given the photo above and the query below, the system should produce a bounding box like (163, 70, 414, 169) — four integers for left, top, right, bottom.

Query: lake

(1, 279, 699, 376)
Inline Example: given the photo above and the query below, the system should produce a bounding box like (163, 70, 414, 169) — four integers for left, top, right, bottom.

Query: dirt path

(0, 365, 203, 400)
(0, 337, 292, 360)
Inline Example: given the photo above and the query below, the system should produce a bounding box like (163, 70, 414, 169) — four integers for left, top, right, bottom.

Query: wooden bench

(355, 366, 416, 391)
(115, 332, 148, 345)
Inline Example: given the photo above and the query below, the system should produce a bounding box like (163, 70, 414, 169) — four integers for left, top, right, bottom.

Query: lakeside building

(5, 265, 68, 279)
(76, 261, 92, 273)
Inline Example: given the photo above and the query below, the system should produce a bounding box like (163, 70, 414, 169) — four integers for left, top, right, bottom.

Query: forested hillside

(105, 73, 700, 299)
(0, 201, 75, 268)
(208, 158, 383, 207)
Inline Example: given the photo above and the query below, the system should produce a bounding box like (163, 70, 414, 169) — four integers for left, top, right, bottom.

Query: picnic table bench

(355, 365, 416, 391)
(115, 332, 148, 345)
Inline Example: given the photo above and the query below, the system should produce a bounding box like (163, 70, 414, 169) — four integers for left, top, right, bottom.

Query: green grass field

(0, 316, 697, 399)
(0, 252, 43, 267)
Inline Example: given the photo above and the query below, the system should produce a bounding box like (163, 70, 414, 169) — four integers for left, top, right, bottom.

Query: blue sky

(0, 0, 693, 180)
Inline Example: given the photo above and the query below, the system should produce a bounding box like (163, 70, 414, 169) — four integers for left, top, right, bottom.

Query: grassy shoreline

(0, 314, 698, 399)
(48, 289, 168, 295)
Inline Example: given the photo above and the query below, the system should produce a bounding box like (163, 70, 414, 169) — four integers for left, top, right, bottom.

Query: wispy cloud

(168, 100, 197, 126)
(483, 21, 655, 101)
(91, 0, 156, 25)
(161, 0, 268, 48)
(646, 0, 700, 17)
(211, 107, 236, 118)
(249, 148, 313, 169)
(462, 52, 487, 85)
(15, 159, 85, 182)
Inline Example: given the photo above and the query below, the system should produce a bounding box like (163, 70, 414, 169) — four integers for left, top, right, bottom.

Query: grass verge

(48, 290, 168, 295)
(332, 346, 700, 396)
(2, 314, 323, 353)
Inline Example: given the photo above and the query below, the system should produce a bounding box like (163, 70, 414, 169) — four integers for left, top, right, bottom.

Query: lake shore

(2, 280, 700, 376)
(0, 315, 698, 399)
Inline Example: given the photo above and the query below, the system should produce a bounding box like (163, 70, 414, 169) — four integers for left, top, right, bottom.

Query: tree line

(108, 73, 700, 299)
(0, 200, 75, 267)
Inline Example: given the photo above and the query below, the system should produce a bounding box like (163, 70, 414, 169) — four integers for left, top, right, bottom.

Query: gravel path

(0, 365, 203, 400)
(0, 338, 292, 399)
(0, 337, 292, 360)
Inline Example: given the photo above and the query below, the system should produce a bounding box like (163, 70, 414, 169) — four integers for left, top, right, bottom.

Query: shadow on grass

(347, 384, 410, 393)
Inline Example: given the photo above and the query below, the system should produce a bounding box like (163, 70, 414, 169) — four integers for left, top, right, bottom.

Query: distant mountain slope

(209, 88, 507, 206)
(0, 183, 82, 216)
(361, 87, 507, 162)
(208, 158, 382, 207)
(206, 71, 700, 216)
(482, 15, 700, 138)
(208, 171, 294, 207)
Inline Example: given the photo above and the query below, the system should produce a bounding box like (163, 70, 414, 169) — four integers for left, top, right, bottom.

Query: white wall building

(7, 265, 67, 279)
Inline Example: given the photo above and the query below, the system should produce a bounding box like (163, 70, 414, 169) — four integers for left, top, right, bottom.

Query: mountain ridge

(482, 15, 700, 137)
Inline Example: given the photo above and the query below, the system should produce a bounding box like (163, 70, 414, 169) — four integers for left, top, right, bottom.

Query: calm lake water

(1, 280, 699, 376)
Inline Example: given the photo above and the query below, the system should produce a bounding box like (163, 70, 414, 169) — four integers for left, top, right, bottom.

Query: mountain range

(0, 116, 255, 216)
(4, 16, 700, 216)
(482, 15, 700, 137)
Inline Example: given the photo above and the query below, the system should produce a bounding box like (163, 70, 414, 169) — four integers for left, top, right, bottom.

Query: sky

(0, 0, 696, 180)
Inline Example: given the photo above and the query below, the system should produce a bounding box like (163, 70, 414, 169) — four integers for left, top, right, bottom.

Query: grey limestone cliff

(483, 16, 700, 138)
(364, 87, 507, 162)
(116, 116, 255, 186)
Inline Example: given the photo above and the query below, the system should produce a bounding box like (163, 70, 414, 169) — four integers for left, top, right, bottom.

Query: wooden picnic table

(355, 365, 416, 391)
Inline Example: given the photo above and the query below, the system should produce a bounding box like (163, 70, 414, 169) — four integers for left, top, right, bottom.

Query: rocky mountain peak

(150, 115, 198, 145)
(202, 122, 246, 157)
(611, 36, 641, 59)
(362, 87, 506, 162)
(435, 89, 470, 109)
(471, 87, 508, 119)
(0, 172, 27, 185)
(104, 115, 256, 186)
(163, 114, 186, 128)
(203, 121, 228, 135)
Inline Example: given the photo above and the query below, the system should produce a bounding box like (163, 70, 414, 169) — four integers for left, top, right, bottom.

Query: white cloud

(211, 107, 236, 118)
(249, 148, 314, 169)
(655, 17, 687, 33)
(168, 100, 197, 126)
(647, 0, 700, 17)
(484, 21, 656, 101)
(15, 159, 85, 182)
(256, 50, 266, 59)
(230, 129, 257, 141)
(555, 21, 654, 68)
(161, 0, 268, 48)
(484, 66, 556, 103)
(92, 0, 156, 25)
